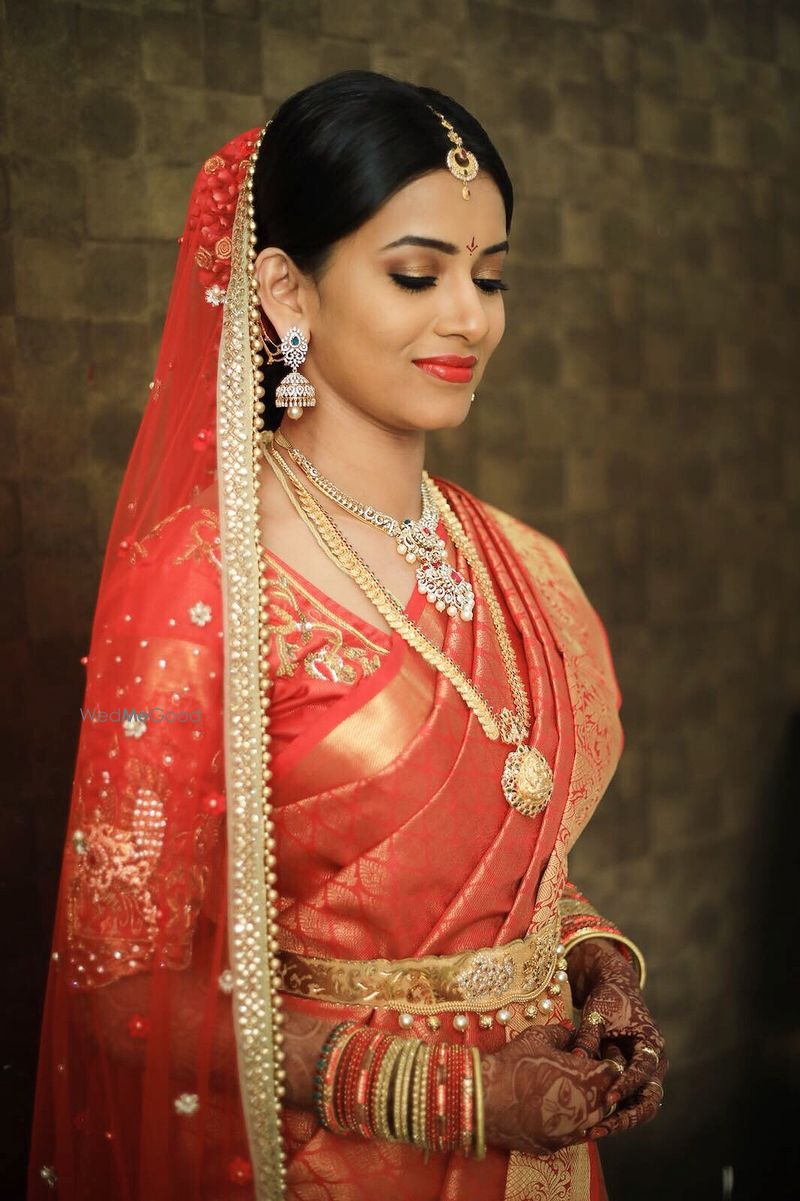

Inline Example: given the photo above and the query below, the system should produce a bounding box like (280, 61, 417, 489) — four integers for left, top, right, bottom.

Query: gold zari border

(278, 917, 561, 1013)
(218, 129, 285, 1198)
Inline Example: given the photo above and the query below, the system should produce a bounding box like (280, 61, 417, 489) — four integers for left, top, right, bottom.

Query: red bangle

(356, 1032, 392, 1138)
(317, 1023, 359, 1136)
(447, 1044, 466, 1152)
(336, 1027, 374, 1134)
(426, 1042, 444, 1151)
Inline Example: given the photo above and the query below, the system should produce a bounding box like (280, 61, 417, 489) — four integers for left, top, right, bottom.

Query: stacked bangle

(559, 882, 647, 988)
(315, 1022, 486, 1160)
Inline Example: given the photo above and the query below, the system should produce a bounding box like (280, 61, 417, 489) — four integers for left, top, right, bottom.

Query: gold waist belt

(277, 916, 564, 1016)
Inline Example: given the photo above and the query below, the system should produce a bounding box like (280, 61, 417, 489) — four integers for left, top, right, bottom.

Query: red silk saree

(28, 471, 628, 1200)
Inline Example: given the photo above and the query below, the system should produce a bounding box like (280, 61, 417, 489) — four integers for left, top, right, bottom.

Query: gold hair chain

(259, 430, 553, 818)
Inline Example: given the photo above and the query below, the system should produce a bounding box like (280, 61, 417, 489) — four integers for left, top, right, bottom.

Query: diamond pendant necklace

(260, 430, 554, 819)
(274, 428, 475, 622)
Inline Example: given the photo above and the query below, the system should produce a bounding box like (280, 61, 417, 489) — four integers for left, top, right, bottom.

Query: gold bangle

(373, 1037, 405, 1142)
(470, 1046, 486, 1160)
(390, 1040, 411, 1141)
(394, 1039, 419, 1143)
(561, 928, 647, 991)
(411, 1043, 430, 1149)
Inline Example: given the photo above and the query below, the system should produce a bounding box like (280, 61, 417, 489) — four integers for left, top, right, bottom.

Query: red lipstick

(412, 355, 477, 383)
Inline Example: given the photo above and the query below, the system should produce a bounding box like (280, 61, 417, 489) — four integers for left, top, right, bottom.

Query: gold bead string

(244, 118, 289, 1195)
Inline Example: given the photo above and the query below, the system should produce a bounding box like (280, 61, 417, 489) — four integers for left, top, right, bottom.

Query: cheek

(336, 301, 421, 369)
(489, 303, 506, 349)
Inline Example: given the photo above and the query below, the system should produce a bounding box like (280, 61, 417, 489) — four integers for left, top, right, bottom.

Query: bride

(28, 69, 667, 1201)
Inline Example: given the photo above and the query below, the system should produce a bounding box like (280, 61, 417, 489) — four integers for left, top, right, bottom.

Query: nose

(435, 273, 491, 344)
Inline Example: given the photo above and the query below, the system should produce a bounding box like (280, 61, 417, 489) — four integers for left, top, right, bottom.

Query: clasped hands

(483, 938, 668, 1156)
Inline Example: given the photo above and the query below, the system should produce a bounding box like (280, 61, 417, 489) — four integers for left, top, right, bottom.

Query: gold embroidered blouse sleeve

(260, 548, 390, 686)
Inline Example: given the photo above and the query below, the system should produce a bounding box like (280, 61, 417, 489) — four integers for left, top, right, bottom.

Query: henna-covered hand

(482, 1022, 621, 1155)
(566, 939, 668, 1139)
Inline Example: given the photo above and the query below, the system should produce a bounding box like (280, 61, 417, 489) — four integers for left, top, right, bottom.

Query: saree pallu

(27, 474, 624, 1201)
(260, 475, 624, 1201)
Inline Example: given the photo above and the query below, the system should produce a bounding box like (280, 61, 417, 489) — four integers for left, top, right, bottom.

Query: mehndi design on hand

(566, 939, 668, 1136)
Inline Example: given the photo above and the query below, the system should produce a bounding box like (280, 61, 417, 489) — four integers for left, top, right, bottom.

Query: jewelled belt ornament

(276, 918, 568, 1033)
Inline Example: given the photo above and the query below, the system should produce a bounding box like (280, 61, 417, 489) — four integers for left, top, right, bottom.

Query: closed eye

(389, 273, 509, 294)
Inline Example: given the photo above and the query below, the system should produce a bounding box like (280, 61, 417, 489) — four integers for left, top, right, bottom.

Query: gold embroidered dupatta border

(484, 504, 621, 1201)
(217, 159, 285, 1197)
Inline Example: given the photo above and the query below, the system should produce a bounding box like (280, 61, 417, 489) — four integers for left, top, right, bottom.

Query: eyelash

(389, 273, 509, 295)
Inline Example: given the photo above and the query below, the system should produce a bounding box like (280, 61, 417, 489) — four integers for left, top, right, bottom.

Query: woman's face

(260, 168, 508, 434)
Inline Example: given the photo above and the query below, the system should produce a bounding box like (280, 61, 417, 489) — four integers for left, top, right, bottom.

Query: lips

(413, 355, 477, 383)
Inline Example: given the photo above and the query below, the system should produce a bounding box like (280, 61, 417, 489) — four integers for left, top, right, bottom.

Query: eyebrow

(380, 235, 509, 256)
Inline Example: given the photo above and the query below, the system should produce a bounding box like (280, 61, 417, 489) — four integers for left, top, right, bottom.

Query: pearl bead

(398, 1012, 414, 1029)
(496, 1007, 511, 1025)
(539, 997, 554, 1013)
(555, 970, 568, 983)
(452, 1013, 469, 1031)
(556, 943, 565, 956)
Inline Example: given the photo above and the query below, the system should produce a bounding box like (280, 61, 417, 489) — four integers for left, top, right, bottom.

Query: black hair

(252, 70, 514, 430)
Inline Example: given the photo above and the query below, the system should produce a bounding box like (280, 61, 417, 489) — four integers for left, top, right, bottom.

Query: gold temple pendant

(501, 746, 554, 818)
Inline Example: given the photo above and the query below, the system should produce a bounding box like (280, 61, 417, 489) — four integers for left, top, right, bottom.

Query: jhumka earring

(275, 325, 317, 421)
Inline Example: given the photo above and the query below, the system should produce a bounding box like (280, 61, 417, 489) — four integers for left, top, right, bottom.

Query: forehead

(354, 170, 507, 249)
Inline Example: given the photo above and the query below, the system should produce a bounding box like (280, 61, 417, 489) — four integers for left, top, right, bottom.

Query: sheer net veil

(27, 123, 290, 1199)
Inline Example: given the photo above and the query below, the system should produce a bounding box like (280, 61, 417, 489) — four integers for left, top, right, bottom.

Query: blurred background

(3, 0, 799, 1198)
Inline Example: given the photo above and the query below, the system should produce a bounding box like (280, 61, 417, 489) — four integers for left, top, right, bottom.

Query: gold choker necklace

(260, 430, 553, 820)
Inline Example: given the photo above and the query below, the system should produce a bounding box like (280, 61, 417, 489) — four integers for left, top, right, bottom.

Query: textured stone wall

(4, 1, 799, 1197)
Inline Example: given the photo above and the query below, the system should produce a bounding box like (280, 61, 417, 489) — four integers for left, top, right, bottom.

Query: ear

(253, 246, 318, 340)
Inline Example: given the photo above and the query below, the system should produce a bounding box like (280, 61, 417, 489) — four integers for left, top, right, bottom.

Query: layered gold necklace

(258, 428, 554, 820)
(278, 433, 476, 622)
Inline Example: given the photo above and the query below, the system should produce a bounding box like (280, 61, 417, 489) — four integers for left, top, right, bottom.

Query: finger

(570, 1009, 607, 1058)
(590, 1078, 664, 1139)
(606, 1042, 665, 1107)
(600, 1041, 628, 1069)
(523, 1023, 574, 1053)
(596, 1064, 667, 1134)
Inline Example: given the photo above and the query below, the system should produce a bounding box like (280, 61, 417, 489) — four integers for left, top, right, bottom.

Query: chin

(403, 398, 473, 433)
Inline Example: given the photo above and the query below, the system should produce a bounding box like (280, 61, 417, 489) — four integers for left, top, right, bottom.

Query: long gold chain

(422, 473, 531, 738)
(258, 432, 529, 746)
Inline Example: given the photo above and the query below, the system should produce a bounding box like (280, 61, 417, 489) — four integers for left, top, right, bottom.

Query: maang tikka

(426, 106, 479, 200)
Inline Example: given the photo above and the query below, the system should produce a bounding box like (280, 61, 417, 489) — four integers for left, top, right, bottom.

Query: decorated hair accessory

(189, 139, 254, 305)
(426, 106, 479, 200)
